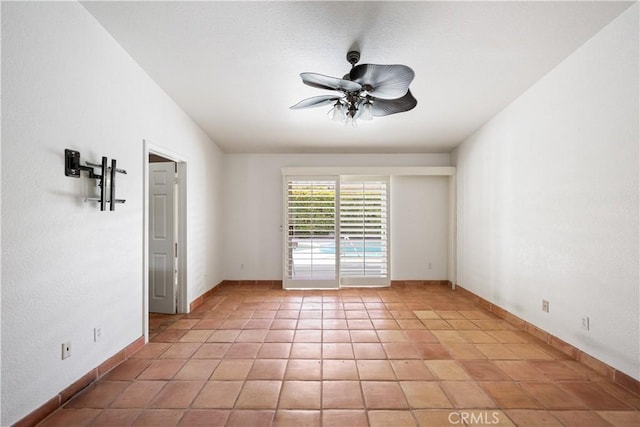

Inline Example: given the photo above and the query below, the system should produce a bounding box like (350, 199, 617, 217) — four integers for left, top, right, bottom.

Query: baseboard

(189, 280, 287, 311)
(222, 280, 284, 288)
(206, 279, 451, 294)
(454, 284, 640, 397)
(189, 280, 224, 311)
(14, 336, 145, 427)
(390, 280, 451, 287)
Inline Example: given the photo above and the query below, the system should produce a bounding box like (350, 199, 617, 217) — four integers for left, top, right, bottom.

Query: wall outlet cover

(542, 300, 550, 313)
(62, 342, 72, 359)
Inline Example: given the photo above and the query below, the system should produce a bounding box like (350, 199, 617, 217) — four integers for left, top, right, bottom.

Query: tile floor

(40, 283, 639, 426)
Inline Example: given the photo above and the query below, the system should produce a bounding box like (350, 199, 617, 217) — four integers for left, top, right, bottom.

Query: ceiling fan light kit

(291, 51, 417, 126)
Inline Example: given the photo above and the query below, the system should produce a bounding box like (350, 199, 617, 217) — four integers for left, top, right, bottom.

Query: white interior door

(149, 162, 177, 314)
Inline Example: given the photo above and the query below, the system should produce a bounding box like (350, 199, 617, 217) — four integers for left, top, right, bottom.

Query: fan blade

(300, 72, 362, 92)
(371, 90, 417, 117)
(290, 95, 341, 110)
(350, 64, 415, 100)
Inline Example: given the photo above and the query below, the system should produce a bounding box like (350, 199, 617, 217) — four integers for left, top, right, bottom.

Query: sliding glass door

(284, 176, 389, 289)
(285, 178, 339, 288)
(339, 178, 389, 286)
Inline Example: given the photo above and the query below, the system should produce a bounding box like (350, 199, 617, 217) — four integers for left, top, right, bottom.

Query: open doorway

(143, 140, 188, 341)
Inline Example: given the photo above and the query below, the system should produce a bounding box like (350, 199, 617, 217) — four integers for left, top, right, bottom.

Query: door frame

(143, 139, 188, 341)
(282, 175, 391, 289)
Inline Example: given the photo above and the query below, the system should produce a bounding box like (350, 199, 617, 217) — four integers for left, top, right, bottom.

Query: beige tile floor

(39, 283, 639, 426)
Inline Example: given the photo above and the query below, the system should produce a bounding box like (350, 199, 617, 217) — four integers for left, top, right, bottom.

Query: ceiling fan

(290, 50, 417, 126)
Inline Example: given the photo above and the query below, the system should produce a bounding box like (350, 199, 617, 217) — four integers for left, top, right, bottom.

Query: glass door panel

(284, 178, 338, 289)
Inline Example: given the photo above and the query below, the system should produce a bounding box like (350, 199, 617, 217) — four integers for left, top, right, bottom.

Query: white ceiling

(82, 1, 632, 154)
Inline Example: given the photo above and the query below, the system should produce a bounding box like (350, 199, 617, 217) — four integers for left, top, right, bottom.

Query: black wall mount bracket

(65, 149, 127, 211)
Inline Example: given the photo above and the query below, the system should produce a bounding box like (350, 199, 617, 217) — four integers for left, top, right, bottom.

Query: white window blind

(339, 179, 389, 284)
(286, 179, 337, 284)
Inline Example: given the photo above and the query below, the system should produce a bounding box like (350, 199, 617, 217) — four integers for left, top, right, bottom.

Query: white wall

(453, 4, 638, 379)
(222, 154, 451, 280)
(0, 3, 3, 418)
(1, 3, 224, 425)
(391, 176, 449, 280)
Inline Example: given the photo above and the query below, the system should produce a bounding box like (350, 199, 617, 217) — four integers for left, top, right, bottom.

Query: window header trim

(281, 166, 455, 176)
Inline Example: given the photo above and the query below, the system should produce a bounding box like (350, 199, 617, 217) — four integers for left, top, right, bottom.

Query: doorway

(143, 140, 188, 341)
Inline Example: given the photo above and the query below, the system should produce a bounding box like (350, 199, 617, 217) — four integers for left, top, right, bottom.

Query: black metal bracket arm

(65, 149, 98, 179)
(64, 149, 127, 211)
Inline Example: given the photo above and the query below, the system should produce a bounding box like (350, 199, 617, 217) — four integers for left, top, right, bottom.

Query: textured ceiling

(82, 1, 633, 154)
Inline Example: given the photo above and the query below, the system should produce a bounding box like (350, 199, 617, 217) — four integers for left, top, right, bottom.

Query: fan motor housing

(346, 50, 360, 66)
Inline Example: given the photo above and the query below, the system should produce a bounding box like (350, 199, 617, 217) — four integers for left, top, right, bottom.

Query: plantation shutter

(284, 178, 338, 288)
(339, 178, 389, 286)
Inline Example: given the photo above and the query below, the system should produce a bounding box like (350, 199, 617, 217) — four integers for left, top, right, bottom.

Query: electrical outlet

(94, 327, 103, 342)
(581, 317, 590, 331)
(542, 300, 550, 313)
(428, 262, 432, 270)
(61, 342, 72, 359)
